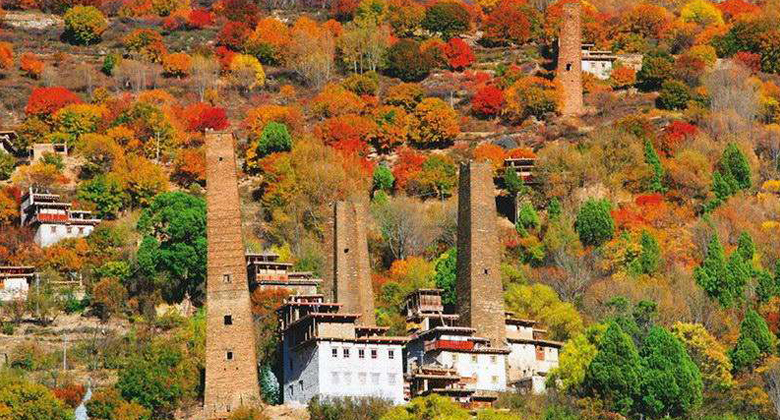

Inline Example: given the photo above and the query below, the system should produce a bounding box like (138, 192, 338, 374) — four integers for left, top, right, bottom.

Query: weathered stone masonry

(558, 1, 584, 117)
(323, 198, 376, 326)
(455, 162, 506, 348)
(204, 131, 261, 417)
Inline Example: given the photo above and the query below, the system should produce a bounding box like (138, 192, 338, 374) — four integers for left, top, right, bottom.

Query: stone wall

(324, 198, 376, 326)
(557, 1, 584, 117)
(455, 162, 506, 348)
(203, 131, 261, 418)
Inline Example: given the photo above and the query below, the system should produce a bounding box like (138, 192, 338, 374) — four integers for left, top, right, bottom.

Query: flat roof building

(21, 188, 100, 247)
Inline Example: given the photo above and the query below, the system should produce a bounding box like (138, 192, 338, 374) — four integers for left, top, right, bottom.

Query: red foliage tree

(25, 87, 82, 117)
(215, 0, 260, 26)
(217, 21, 251, 51)
(472, 84, 504, 117)
(635, 193, 664, 207)
(314, 114, 376, 158)
(215, 46, 236, 73)
(173, 148, 206, 185)
(482, 0, 539, 46)
(186, 103, 229, 132)
(330, 0, 360, 21)
(717, 0, 760, 21)
(187, 9, 213, 29)
(659, 120, 698, 156)
(442, 37, 474, 71)
(391, 147, 426, 191)
(733, 51, 761, 73)
(52, 384, 86, 409)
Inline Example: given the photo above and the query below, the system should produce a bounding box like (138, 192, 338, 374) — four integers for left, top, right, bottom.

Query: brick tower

(323, 197, 376, 325)
(455, 161, 506, 348)
(557, 1, 584, 117)
(204, 131, 260, 418)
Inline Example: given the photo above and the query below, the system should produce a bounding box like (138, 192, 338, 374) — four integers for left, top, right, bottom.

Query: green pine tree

(260, 365, 280, 404)
(729, 310, 774, 371)
(575, 198, 615, 247)
(755, 269, 776, 303)
(638, 230, 661, 275)
(433, 248, 457, 307)
(724, 251, 750, 306)
(372, 165, 395, 193)
(548, 197, 562, 220)
(583, 322, 643, 416)
(639, 327, 703, 418)
(719, 143, 751, 191)
(256, 122, 292, 158)
(644, 139, 666, 193)
(694, 235, 730, 307)
(736, 231, 755, 262)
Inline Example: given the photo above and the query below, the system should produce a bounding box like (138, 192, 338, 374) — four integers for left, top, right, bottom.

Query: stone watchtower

(455, 162, 506, 348)
(557, 1, 584, 117)
(203, 131, 260, 417)
(323, 197, 376, 325)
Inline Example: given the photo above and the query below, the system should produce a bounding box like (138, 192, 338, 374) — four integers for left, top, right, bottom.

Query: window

(483, 268, 489, 275)
(359, 372, 367, 384)
(224, 315, 233, 325)
(78, 227, 84, 234)
(388, 374, 396, 385)
(299, 381, 303, 392)
(358, 349, 365, 359)
(388, 350, 394, 360)
(50, 226, 56, 233)
(344, 248, 349, 253)
(223, 274, 232, 283)
(343, 372, 352, 384)
(226, 351, 233, 360)
(343, 348, 350, 358)
(471, 355, 478, 363)
(332, 372, 339, 384)
(535, 346, 545, 361)
(66, 226, 72, 234)
(371, 373, 380, 385)
(290, 359, 293, 370)
(371, 349, 377, 359)
(289, 385, 294, 396)
(490, 356, 496, 364)
(332, 348, 338, 358)
(566, 63, 572, 71)
(491, 376, 499, 384)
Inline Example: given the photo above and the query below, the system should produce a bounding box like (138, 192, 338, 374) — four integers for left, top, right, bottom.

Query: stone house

(277, 295, 407, 405)
(0, 266, 36, 301)
(21, 188, 100, 247)
(246, 251, 320, 295)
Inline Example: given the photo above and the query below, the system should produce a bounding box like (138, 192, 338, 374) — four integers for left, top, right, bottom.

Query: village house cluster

(202, 134, 563, 417)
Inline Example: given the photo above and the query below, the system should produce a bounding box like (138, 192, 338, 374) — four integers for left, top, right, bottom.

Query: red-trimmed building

(277, 294, 408, 405)
(20, 187, 100, 247)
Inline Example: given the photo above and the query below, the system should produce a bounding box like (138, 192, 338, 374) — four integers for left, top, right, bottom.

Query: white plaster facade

(35, 223, 97, 247)
(283, 340, 405, 404)
(505, 321, 561, 394)
(0, 277, 30, 301)
(436, 351, 507, 392)
(582, 57, 613, 79)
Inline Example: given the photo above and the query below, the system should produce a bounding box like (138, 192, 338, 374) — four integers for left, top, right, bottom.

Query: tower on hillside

(557, 1, 584, 117)
(323, 198, 376, 325)
(204, 131, 260, 417)
(455, 161, 507, 348)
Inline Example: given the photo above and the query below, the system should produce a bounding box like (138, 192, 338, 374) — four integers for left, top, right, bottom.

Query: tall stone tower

(204, 131, 260, 417)
(557, 1, 584, 117)
(323, 197, 376, 325)
(456, 161, 506, 348)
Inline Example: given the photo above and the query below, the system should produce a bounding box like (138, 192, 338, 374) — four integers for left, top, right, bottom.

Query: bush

(63, 6, 107, 45)
(0, 150, 15, 180)
(101, 54, 118, 76)
(575, 198, 615, 247)
(0, 42, 13, 70)
(187, 9, 213, 29)
(308, 395, 394, 420)
(481, 0, 541, 46)
(342, 71, 379, 96)
(472, 85, 504, 117)
(422, 0, 471, 39)
(255, 122, 292, 158)
(384, 39, 435, 82)
(25, 87, 82, 117)
(442, 37, 474, 70)
(20, 52, 44, 79)
(656, 80, 691, 110)
(408, 98, 460, 147)
(162, 52, 192, 77)
(123, 29, 167, 62)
